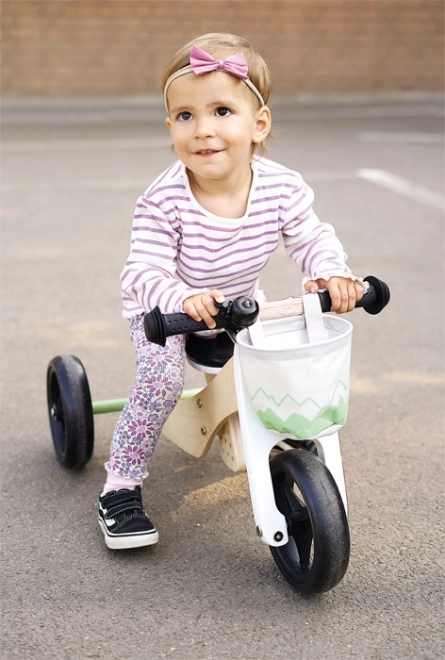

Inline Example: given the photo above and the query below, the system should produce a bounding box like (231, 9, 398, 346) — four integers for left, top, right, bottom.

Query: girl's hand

(304, 277, 364, 314)
(182, 290, 225, 329)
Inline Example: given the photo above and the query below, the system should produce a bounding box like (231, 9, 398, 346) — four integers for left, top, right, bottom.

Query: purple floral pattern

(105, 315, 186, 479)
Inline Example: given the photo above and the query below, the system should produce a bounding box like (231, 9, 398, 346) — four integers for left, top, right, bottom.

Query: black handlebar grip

(318, 276, 390, 314)
(144, 296, 259, 346)
(360, 276, 391, 314)
(144, 306, 233, 347)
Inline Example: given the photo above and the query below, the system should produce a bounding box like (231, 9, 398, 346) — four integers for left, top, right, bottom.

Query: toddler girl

(98, 33, 364, 549)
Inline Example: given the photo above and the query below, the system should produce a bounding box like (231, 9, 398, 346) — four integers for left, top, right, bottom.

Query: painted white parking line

(1, 137, 172, 152)
(359, 132, 444, 143)
(357, 169, 445, 211)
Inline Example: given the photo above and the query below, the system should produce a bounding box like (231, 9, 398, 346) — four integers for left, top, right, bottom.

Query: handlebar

(144, 275, 390, 346)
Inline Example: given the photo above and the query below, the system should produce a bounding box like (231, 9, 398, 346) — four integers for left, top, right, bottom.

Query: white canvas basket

(235, 311, 353, 440)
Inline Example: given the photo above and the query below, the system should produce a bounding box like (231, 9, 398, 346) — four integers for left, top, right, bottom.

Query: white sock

(102, 473, 143, 494)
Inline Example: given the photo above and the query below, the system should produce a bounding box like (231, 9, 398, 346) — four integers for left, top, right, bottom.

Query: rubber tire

(47, 355, 94, 468)
(269, 448, 350, 595)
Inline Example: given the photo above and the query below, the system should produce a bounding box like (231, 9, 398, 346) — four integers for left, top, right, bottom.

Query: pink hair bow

(190, 46, 249, 80)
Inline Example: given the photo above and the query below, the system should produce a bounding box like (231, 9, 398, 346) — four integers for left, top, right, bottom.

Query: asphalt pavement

(1, 92, 444, 659)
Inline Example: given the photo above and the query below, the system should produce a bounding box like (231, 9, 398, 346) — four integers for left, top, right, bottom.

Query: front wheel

(47, 355, 94, 468)
(270, 448, 350, 594)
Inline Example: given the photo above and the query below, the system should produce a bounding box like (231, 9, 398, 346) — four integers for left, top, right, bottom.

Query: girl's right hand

(182, 290, 225, 329)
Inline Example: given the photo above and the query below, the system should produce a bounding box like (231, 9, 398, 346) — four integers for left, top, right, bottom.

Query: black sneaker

(98, 486, 159, 550)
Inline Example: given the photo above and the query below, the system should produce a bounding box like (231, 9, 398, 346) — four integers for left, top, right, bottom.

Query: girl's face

(165, 72, 271, 186)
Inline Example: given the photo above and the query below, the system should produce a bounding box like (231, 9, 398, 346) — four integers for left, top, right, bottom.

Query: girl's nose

(194, 117, 216, 138)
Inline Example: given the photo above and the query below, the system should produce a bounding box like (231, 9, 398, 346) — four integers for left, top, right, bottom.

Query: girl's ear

(165, 116, 172, 131)
(252, 106, 272, 145)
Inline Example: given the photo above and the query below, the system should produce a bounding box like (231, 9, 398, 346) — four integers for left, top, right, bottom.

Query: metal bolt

(196, 399, 202, 408)
(274, 531, 284, 542)
(51, 405, 57, 419)
(256, 526, 263, 537)
(200, 426, 207, 435)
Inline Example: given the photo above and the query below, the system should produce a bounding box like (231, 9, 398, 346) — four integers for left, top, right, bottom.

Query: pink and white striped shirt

(120, 157, 354, 317)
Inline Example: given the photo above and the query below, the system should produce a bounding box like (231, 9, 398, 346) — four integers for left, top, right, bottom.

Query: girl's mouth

(196, 149, 219, 156)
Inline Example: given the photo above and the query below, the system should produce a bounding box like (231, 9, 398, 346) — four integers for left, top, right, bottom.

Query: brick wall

(1, 0, 443, 96)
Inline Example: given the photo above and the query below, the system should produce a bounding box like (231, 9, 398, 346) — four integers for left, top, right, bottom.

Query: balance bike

(47, 276, 389, 595)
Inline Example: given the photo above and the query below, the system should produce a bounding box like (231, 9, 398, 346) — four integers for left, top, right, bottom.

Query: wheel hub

(50, 402, 63, 421)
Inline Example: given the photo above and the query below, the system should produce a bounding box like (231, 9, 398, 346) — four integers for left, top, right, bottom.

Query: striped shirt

(120, 157, 353, 317)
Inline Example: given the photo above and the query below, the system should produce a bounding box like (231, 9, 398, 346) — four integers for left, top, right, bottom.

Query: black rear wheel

(270, 448, 350, 594)
(47, 355, 94, 468)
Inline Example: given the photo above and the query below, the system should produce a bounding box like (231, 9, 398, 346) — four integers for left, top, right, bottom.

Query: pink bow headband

(163, 46, 265, 112)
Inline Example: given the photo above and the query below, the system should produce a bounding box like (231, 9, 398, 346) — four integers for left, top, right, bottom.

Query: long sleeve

(281, 175, 354, 282)
(120, 195, 206, 316)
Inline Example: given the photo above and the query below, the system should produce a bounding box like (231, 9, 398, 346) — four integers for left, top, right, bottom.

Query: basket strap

(302, 293, 327, 343)
(248, 319, 267, 347)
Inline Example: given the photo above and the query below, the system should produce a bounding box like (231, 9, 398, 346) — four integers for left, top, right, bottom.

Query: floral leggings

(105, 315, 186, 479)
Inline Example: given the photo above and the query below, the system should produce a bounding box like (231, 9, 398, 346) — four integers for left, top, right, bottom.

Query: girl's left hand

(304, 277, 364, 314)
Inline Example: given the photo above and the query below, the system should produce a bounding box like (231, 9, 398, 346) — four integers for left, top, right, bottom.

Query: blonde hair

(162, 33, 272, 155)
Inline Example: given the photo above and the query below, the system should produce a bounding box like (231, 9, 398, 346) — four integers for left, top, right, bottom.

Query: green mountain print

(251, 381, 349, 440)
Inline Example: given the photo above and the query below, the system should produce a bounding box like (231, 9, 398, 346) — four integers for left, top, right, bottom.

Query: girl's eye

(177, 111, 193, 121)
(215, 107, 232, 117)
